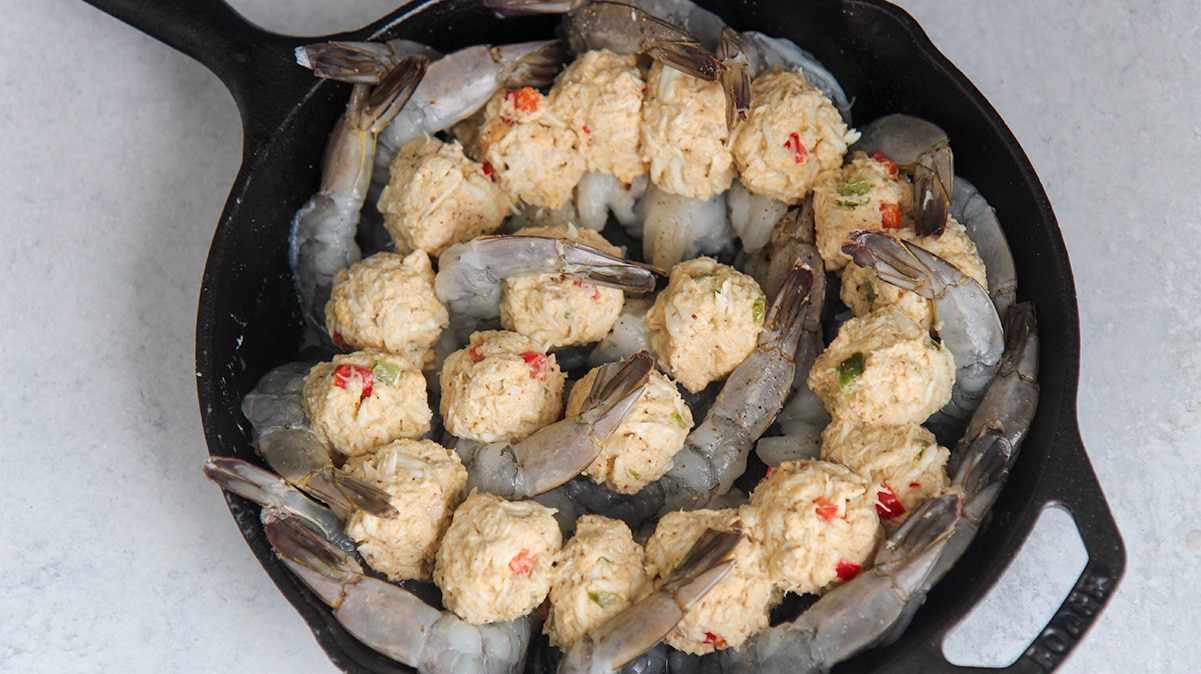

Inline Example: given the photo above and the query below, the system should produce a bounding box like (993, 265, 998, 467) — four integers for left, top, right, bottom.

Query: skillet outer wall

(191, 0, 1122, 672)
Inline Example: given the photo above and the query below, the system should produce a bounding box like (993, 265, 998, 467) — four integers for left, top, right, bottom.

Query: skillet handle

(893, 421, 1126, 673)
(78, 0, 318, 159)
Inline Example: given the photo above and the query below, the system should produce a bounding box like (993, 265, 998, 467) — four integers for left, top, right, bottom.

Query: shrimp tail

(257, 428, 398, 518)
(483, 0, 584, 17)
(360, 55, 429, 133)
(716, 27, 751, 128)
(496, 40, 573, 88)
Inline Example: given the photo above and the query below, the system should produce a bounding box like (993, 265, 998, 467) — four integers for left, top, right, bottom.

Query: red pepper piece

(784, 132, 808, 164)
(468, 345, 485, 363)
(814, 497, 839, 522)
(703, 632, 728, 649)
(482, 161, 495, 180)
(876, 484, 906, 520)
(521, 352, 548, 381)
(333, 364, 374, 399)
(331, 332, 346, 348)
(880, 202, 902, 229)
(573, 280, 601, 300)
(872, 151, 900, 179)
(509, 549, 536, 575)
(505, 87, 542, 112)
(836, 559, 862, 581)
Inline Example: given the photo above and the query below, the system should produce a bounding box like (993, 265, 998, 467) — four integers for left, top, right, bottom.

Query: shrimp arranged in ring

(290, 55, 428, 332)
(457, 351, 655, 499)
(435, 234, 658, 343)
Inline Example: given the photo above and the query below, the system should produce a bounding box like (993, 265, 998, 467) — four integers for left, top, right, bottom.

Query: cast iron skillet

(82, 0, 1125, 671)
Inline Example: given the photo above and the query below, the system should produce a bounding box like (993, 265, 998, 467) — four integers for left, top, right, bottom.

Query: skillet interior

(191, 0, 1120, 671)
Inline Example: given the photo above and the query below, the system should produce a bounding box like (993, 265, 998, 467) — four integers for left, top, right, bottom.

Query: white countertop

(2, 0, 1197, 671)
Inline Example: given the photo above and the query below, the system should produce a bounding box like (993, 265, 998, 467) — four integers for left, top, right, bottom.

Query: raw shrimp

(586, 297, 654, 367)
(636, 184, 735, 270)
(841, 230, 1004, 435)
(434, 234, 658, 343)
(712, 492, 963, 672)
(299, 39, 568, 192)
(202, 457, 358, 554)
(517, 0, 724, 81)
(559, 526, 743, 673)
(853, 113, 953, 236)
(952, 176, 1017, 321)
(653, 263, 817, 515)
(290, 55, 428, 332)
(241, 362, 397, 519)
(456, 351, 654, 498)
(735, 30, 852, 124)
(265, 512, 534, 674)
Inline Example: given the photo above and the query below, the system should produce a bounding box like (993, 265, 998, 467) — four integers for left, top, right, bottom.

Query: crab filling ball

(324, 250, 448, 359)
(341, 439, 468, 582)
(640, 61, 735, 200)
(474, 85, 585, 210)
(840, 215, 989, 332)
(750, 459, 882, 596)
(820, 419, 949, 528)
(645, 257, 767, 393)
(302, 350, 431, 457)
(499, 224, 627, 350)
(439, 330, 565, 443)
(728, 67, 859, 205)
(808, 307, 955, 426)
(434, 491, 562, 624)
(550, 49, 648, 184)
(565, 366, 693, 494)
(813, 151, 912, 271)
(545, 515, 652, 648)
(644, 508, 775, 654)
(377, 135, 513, 258)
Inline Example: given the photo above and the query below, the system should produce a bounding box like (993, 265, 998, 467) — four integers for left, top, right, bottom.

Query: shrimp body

(952, 177, 1017, 321)
(290, 56, 429, 331)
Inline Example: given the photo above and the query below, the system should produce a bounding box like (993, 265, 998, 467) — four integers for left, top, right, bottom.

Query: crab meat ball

(645, 257, 767, 393)
(550, 50, 647, 184)
(808, 307, 955, 425)
(324, 250, 448, 360)
(377, 136, 513, 257)
(840, 215, 989, 332)
(820, 418, 949, 529)
(728, 67, 859, 205)
(341, 439, 468, 582)
(813, 151, 913, 271)
(439, 330, 565, 443)
(644, 508, 775, 654)
(749, 459, 882, 595)
(545, 515, 653, 648)
(640, 61, 735, 200)
(434, 491, 562, 624)
(565, 366, 693, 494)
(303, 350, 431, 457)
(499, 224, 627, 350)
(474, 86, 585, 210)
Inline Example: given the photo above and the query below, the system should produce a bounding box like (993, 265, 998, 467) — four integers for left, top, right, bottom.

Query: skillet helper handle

(78, 0, 316, 158)
(901, 422, 1126, 674)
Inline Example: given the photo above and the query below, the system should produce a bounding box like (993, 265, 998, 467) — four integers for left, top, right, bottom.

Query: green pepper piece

(752, 296, 767, 324)
(588, 591, 622, 608)
(372, 361, 402, 387)
(864, 281, 876, 309)
(838, 179, 872, 197)
(837, 352, 865, 392)
(671, 411, 688, 429)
